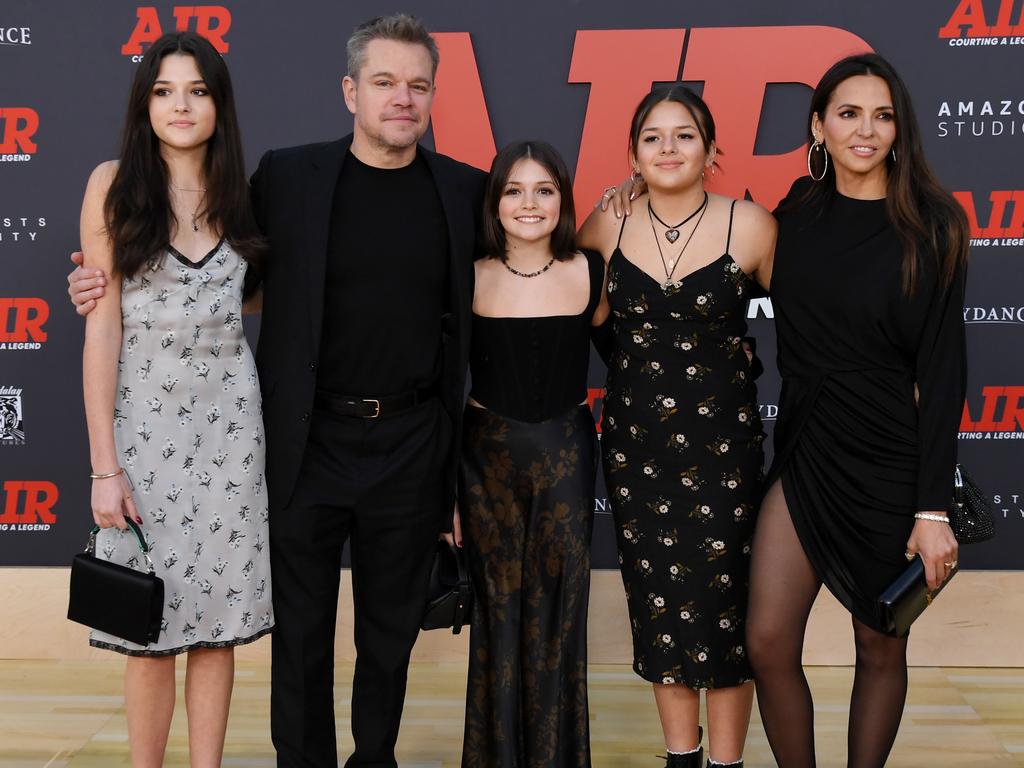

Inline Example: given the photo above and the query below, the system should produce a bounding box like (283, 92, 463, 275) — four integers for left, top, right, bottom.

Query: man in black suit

(250, 14, 484, 767)
(69, 14, 485, 768)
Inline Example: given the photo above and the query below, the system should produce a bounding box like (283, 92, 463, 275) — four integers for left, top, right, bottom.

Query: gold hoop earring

(807, 140, 828, 182)
(891, 148, 897, 163)
(630, 169, 643, 185)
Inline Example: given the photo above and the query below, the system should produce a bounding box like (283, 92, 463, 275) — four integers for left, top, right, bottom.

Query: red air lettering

(587, 387, 606, 433)
(0, 298, 49, 343)
(121, 7, 162, 54)
(954, 190, 1024, 238)
(431, 33, 496, 171)
(960, 386, 1024, 431)
(940, 0, 1024, 37)
(0, 481, 59, 525)
(0, 108, 39, 154)
(430, 27, 872, 220)
(122, 6, 231, 55)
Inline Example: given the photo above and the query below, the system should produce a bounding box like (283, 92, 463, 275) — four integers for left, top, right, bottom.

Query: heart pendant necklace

(649, 191, 707, 244)
(648, 192, 709, 288)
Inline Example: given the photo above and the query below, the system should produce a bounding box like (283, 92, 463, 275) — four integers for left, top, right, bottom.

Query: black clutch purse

(421, 541, 473, 634)
(876, 463, 994, 636)
(67, 519, 164, 646)
(949, 464, 995, 544)
(878, 556, 958, 637)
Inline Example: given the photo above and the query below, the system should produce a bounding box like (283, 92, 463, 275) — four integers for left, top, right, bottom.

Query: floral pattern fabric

(90, 241, 273, 656)
(459, 404, 596, 767)
(603, 238, 764, 689)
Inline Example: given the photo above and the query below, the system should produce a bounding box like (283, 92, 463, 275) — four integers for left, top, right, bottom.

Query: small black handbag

(67, 518, 164, 646)
(421, 540, 473, 634)
(948, 464, 995, 544)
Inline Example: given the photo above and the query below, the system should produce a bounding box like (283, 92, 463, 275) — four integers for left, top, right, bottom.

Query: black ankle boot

(662, 726, 704, 766)
(664, 747, 703, 767)
(706, 760, 743, 767)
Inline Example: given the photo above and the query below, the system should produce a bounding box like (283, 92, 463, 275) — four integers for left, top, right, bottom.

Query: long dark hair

(104, 32, 264, 288)
(628, 85, 721, 170)
(800, 53, 967, 293)
(481, 140, 577, 261)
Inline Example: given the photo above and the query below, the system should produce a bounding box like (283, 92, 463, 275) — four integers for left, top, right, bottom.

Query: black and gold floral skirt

(459, 403, 596, 768)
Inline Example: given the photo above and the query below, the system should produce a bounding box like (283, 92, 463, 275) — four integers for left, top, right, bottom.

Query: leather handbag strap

(85, 518, 154, 574)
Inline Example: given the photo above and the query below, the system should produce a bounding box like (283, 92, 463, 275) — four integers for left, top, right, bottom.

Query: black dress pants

(269, 398, 452, 768)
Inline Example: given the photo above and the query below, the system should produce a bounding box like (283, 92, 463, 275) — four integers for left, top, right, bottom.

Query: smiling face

(813, 74, 896, 190)
(147, 53, 216, 152)
(342, 38, 435, 157)
(633, 100, 714, 192)
(497, 158, 561, 251)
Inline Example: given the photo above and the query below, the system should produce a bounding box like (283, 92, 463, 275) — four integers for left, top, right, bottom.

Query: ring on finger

(944, 561, 957, 568)
(602, 186, 617, 197)
(904, 550, 915, 561)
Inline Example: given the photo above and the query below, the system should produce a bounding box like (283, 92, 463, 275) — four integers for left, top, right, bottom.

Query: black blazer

(249, 134, 486, 522)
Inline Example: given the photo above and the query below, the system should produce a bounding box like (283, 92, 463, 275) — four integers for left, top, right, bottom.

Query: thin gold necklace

(171, 184, 207, 232)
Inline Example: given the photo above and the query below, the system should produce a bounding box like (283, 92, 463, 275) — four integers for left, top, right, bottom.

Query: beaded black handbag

(949, 464, 995, 544)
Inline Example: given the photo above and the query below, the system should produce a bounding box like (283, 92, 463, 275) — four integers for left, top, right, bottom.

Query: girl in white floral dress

(80, 31, 271, 767)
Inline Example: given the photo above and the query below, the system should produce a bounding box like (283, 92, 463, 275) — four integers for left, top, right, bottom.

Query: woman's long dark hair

(481, 140, 577, 261)
(800, 53, 967, 293)
(104, 32, 264, 288)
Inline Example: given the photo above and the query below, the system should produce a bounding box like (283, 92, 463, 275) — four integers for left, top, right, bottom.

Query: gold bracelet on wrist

(914, 512, 950, 523)
(89, 468, 124, 480)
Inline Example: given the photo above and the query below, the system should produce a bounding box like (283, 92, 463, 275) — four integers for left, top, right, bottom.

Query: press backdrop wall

(2, 0, 1022, 572)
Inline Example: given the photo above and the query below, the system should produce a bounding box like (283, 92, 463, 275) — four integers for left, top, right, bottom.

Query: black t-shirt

(317, 150, 449, 396)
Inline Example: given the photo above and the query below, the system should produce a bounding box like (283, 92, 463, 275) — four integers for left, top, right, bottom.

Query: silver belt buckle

(363, 398, 381, 418)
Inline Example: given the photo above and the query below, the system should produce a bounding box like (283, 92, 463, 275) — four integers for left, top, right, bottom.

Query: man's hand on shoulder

(68, 250, 108, 316)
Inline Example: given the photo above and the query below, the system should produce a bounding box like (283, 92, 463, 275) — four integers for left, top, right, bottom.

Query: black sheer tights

(747, 480, 909, 768)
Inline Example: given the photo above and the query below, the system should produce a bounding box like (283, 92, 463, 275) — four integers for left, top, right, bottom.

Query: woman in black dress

(580, 87, 775, 768)
(746, 54, 967, 767)
(452, 140, 608, 767)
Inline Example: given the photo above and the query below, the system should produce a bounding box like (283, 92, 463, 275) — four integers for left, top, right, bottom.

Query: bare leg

(746, 480, 822, 767)
(705, 681, 754, 764)
(125, 655, 176, 768)
(847, 616, 909, 768)
(184, 646, 235, 768)
(653, 683, 701, 752)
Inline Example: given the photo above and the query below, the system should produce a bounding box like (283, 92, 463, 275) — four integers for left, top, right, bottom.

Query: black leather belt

(314, 382, 439, 419)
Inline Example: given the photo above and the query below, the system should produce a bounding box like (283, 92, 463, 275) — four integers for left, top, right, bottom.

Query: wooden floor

(1, 660, 1021, 767)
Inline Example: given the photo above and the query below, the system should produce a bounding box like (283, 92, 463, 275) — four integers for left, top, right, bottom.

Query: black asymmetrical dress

(766, 178, 967, 633)
(459, 249, 605, 768)
(603, 202, 765, 689)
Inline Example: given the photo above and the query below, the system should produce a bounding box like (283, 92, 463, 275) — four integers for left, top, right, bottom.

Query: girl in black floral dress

(580, 87, 774, 768)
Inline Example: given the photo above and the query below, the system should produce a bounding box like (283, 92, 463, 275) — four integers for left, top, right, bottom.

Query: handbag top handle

(85, 518, 155, 575)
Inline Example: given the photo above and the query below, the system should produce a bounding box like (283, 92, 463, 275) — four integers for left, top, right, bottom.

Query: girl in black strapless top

(745, 55, 968, 768)
(455, 141, 609, 768)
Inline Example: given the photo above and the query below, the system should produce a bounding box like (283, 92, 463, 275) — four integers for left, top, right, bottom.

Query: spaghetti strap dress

(765, 177, 967, 633)
(602, 201, 765, 688)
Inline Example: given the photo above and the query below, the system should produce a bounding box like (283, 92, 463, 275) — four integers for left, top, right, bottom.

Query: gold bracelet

(914, 512, 950, 523)
(89, 468, 124, 480)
